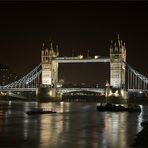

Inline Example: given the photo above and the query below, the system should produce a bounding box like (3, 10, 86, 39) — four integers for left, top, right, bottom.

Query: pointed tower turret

(50, 42, 53, 50)
(42, 43, 44, 50)
(114, 42, 118, 53)
(110, 40, 113, 54)
(56, 45, 59, 57)
(117, 34, 121, 47)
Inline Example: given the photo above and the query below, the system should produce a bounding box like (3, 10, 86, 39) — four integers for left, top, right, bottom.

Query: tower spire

(56, 45, 59, 56)
(110, 40, 113, 48)
(117, 34, 121, 47)
(50, 42, 53, 50)
(42, 43, 45, 50)
(110, 40, 113, 54)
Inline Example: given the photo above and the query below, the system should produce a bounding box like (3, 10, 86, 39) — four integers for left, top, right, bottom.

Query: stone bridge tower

(41, 42, 59, 87)
(37, 42, 59, 101)
(110, 35, 126, 89)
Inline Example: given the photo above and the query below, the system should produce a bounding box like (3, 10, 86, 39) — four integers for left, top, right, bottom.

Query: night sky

(0, 2, 148, 86)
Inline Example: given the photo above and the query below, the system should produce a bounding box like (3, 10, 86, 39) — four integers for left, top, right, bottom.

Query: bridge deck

(54, 57, 110, 63)
(0, 87, 105, 93)
(58, 88, 105, 94)
(0, 88, 37, 91)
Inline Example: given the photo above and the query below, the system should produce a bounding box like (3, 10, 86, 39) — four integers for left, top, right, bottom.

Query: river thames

(0, 100, 147, 148)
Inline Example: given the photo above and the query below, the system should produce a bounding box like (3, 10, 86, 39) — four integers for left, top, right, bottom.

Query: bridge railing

(125, 62, 148, 90)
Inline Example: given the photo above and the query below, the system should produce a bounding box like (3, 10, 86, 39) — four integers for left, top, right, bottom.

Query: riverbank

(131, 121, 148, 147)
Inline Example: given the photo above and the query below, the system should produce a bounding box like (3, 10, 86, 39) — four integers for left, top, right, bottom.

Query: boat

(96, 103, 141, 112)
(26, 108, 56, 115)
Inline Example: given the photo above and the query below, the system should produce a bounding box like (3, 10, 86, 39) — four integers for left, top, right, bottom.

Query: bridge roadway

(128, 89, 148, 93)
(0, 87, 147, 94)
(0, 88, 37, 92)
(0, 87, 105, 94)
(57, 88, 105, 94)
(54, 57, 110, 63)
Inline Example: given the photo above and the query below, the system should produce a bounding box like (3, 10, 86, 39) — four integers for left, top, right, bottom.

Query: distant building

(0, 64, 19, 86)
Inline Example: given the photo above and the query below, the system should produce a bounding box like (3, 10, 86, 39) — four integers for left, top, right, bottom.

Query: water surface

(0, 101, 147, 148)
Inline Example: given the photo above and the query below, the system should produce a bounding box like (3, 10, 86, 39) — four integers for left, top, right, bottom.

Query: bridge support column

(36, 87, 61, 102)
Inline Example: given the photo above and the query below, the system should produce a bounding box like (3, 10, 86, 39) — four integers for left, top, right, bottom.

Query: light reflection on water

(137, 105, 143, 132)
(0, 101, 147, 148)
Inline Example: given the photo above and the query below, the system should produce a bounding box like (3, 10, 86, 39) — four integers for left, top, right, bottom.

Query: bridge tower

(37, 42, 59, 101)
(110, 35, 126, 97)
(41, 42, 59, 87)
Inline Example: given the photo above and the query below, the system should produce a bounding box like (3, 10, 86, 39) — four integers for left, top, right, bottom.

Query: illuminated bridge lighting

(54, 57, 110, 63)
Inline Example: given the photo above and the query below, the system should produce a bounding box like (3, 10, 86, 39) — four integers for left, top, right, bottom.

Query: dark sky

(0, 2, 148, 86)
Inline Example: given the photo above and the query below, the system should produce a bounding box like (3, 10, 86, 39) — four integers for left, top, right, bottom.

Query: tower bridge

(0, 36, 148, 101)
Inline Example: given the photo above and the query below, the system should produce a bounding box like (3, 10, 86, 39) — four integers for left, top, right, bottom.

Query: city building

(0, 64, 19, 86)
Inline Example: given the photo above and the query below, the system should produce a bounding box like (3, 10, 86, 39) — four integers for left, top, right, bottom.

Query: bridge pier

(36, 87, 61, 102)
(105, 86, 128, 103)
